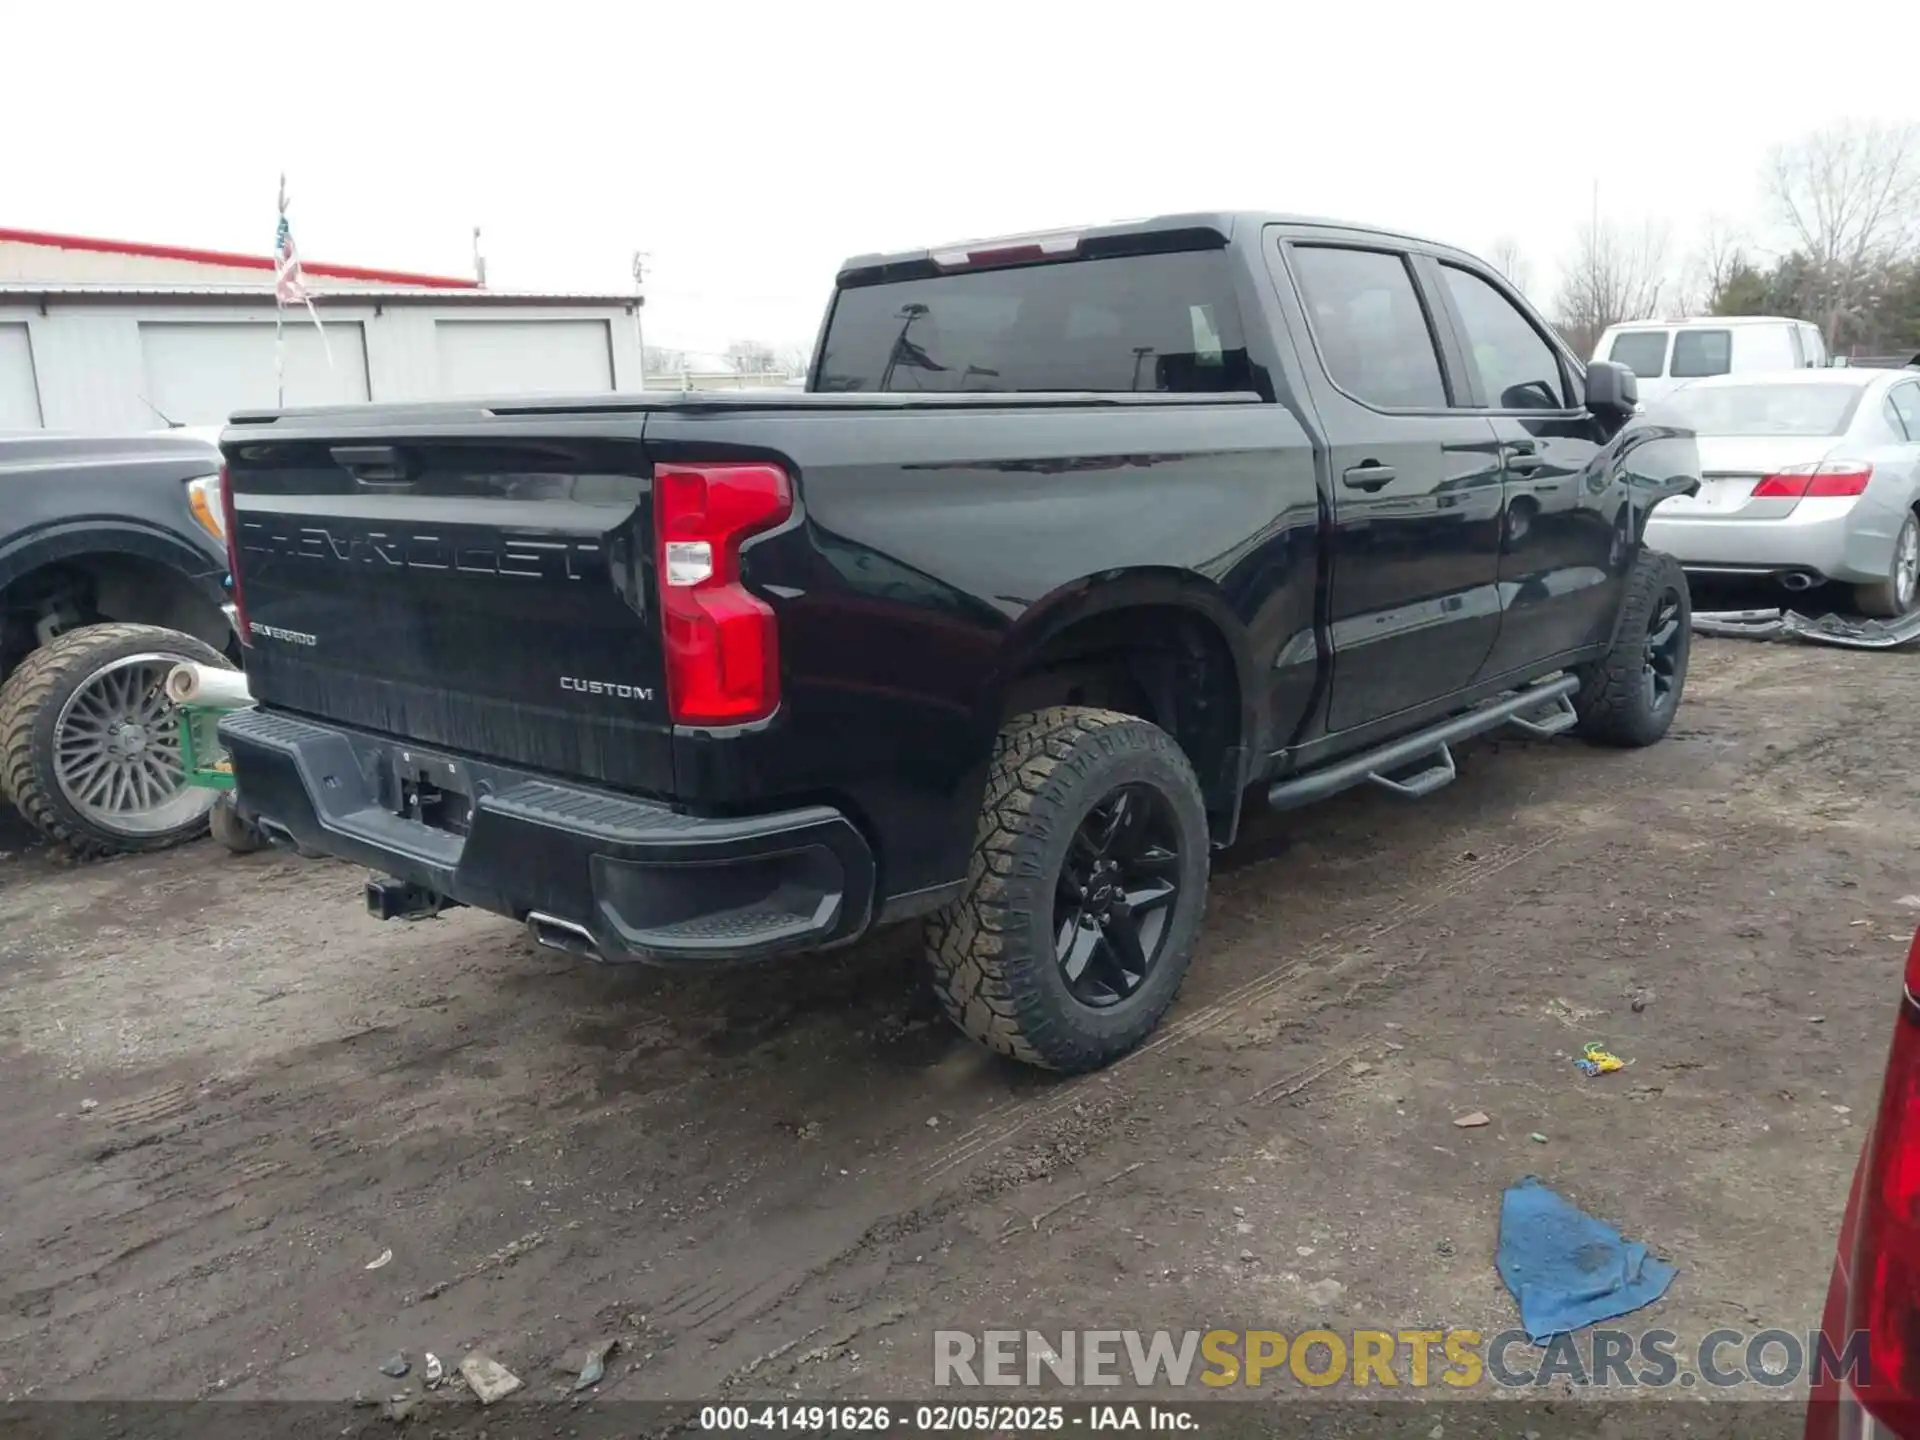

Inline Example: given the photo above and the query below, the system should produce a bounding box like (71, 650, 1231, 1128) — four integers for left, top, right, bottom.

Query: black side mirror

(1585, 360, 1639, 421)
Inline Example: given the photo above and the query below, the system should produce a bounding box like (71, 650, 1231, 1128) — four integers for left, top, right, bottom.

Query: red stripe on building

(0, 226, 480, 290)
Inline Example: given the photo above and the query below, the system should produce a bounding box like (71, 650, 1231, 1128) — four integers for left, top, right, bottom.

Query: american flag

(273, 212, 308, 306)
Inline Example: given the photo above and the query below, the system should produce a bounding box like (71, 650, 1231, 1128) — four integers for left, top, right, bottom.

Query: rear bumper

(1646, 498, 1897, 585)
(218, 707, 875, 964)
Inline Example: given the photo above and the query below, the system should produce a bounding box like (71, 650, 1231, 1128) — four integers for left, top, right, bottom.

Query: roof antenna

(472, 226, 487, 287)
(138, 394, 181, 429)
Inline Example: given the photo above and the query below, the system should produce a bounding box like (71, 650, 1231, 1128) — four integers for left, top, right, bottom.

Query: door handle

(1501, 445, 1545, 474)
(1342, 463, 1396, 491)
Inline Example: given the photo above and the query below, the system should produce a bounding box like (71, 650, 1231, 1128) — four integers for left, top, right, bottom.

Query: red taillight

(1841, 925, 1920, 1433)
(219, 464, 251, 646)
(653, 462, 792, 726)
(1753, 462, 1873, 499)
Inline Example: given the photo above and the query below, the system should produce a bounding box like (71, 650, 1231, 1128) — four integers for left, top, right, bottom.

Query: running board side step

(1506, 691, 1579, 739)
(1265, 674, 1581, 812)
(1367, 744, 1457, 798)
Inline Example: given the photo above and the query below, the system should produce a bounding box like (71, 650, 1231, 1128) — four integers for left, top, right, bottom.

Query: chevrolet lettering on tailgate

(239, 520, 602, 581)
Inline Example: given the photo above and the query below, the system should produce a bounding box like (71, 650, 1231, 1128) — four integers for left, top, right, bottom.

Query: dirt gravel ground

(0, 638, 1914, 1433)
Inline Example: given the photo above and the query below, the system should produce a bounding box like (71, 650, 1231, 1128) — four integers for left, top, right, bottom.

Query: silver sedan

(1644, 367, 1920, 615)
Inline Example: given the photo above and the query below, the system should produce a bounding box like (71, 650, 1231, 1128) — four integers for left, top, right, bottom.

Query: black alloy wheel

(1642, 586, 1685, 718)
(1053, 783, 1183, 1009)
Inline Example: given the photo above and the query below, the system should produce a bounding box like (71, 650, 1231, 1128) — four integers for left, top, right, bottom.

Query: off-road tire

(1571, 549, 1690, 749)
(0, 623, 232, 859)
(1855, 510, 1920, 619)
(923, 706, 1210, 1073)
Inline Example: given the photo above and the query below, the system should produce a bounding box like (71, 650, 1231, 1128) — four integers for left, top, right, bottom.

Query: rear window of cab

(815, 249, 1253, 394)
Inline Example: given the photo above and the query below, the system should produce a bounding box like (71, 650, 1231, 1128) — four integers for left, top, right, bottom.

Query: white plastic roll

(164, 662, 253, 708)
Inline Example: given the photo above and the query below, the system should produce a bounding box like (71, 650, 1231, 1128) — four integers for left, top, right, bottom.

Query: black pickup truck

(217, 212, 1700, 1072)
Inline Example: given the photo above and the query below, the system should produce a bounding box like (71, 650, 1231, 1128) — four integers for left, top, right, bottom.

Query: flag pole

(273, 174, 329, 404)
(275, 175, 288, 407)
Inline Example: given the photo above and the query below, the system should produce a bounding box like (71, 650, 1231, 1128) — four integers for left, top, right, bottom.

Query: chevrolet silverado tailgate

(223, 433, 673, 795)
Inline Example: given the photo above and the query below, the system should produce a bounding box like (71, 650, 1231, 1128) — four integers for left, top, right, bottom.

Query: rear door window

(1671, 329, 1733, 378)
(1439, 264, 1568, 409)
(815, 249, 1253, 393)
(1288, 245, 1448, 409)
(1608, 330, 1669, 379)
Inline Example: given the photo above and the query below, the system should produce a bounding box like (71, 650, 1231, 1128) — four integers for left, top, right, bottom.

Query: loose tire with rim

(0, 623, 234, 858)
(1571, 549, 1690, 748)
(924, 706, 1211, 1073)
(1856, 510, 1920, 619)
(208, 794, 268, 854)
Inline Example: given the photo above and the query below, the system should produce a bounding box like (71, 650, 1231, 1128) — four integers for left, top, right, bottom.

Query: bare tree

(775, 345, 811, 378)
(1553, 217, 1672, 356)
(1768, 122, 1920, 344)
(1487, 237, 1532, 297)
(1675, 214, 1750, 316)
(724, 339, 780, 374)
(643, 345, 687, 375)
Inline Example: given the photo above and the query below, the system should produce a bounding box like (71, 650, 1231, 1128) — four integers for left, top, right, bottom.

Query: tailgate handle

(332, 445, 415, 486)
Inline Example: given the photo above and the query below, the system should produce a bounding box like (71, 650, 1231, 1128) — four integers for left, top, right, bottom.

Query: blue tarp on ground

(1496, 1175, 1677, 1343)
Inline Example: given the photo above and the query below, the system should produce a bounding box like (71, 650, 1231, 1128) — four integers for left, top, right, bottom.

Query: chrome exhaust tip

(526, 911, 601, 961)
(1779, 571, 1817, 592)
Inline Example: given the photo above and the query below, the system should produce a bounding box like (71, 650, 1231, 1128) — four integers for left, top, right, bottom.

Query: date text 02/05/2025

(696, 1404, 1199, 1431)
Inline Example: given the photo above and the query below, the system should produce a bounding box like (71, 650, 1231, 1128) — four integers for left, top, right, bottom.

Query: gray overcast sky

(8, 2, 1918, 364)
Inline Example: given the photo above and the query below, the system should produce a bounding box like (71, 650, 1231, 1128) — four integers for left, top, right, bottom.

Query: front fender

(0, 518, 226, 596)
(1606, 414, 1701, 544)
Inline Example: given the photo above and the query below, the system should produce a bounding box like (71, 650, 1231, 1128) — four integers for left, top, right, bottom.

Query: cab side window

(1439, 264, 1568, 410)
(1289, 245, 1448, 409)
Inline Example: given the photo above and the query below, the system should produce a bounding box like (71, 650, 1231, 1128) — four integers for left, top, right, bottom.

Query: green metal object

(177, 701, 237, 792)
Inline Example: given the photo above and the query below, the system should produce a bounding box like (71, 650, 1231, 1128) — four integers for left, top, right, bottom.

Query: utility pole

(631, 251, 649, 392)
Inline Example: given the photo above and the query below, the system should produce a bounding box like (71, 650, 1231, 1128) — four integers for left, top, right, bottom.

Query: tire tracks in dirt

(914, 824, 1582, 1188)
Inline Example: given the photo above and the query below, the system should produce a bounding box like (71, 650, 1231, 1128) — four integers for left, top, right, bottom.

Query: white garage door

(139, 321, 369, 426)
(0, 323, 41, 429)
(434, 319, 613, 396)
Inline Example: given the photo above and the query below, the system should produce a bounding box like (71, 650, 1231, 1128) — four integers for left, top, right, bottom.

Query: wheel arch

(0, 524, 231, 675)
(991, 569, 1257, 838)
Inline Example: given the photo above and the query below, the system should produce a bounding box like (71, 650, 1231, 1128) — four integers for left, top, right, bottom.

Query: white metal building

(0, 227, 643, 431)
